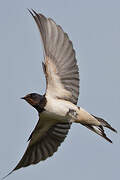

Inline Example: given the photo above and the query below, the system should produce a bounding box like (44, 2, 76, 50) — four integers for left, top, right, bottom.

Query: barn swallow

(3, 9, 117, 179)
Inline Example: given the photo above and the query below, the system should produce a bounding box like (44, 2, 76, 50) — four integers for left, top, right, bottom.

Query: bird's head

(21, 93, 46, 111)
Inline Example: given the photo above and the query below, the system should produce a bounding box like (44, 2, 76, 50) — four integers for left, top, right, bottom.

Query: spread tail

(72, 107, 117, 143)
(81, 114, 117, 143)
(92, 115, 117, 133)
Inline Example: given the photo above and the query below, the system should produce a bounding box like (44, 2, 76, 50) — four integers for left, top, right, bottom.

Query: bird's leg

(66, 109, 78, 122)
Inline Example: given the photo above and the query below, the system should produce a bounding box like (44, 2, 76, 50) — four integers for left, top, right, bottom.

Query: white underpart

(74, 108, 101, 126)
(45, 94, 75, 116)
(30, 95, 101, 146)
(45, 94, 101, 126)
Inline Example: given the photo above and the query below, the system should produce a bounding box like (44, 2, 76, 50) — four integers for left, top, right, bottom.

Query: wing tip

(27, 8, 41, 18)
(1, 170, 14, 180)
(27, 8, 34, 15)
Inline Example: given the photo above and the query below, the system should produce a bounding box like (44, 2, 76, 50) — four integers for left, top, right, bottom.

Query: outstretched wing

(29, 9, 79, 105)
(4, 119, 71, 177)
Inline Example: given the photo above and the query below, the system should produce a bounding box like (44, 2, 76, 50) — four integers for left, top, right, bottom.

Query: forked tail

(81, 114, 117, 143)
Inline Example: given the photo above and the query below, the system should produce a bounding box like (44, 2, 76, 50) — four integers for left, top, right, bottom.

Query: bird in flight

(3, 9, 117, 179)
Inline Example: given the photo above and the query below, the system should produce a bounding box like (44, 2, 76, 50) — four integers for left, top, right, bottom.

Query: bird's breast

(44, 94, 78, 121)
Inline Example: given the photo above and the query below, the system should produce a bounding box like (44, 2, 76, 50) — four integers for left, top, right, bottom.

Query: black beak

(21, 97, 25, 100)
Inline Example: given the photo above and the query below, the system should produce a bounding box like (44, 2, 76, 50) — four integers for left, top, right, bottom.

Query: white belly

(45, 94, 78, 117)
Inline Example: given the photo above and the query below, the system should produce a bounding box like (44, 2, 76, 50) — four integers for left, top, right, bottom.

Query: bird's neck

(33, 95, 47, 113)
(34, 104, 44, 112)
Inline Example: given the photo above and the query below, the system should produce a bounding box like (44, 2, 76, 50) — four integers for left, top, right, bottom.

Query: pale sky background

(0, 0, 120, 180)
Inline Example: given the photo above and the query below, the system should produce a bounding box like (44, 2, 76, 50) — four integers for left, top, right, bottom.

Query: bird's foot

(66, 109, 78, 122)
